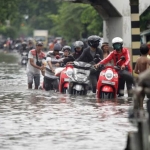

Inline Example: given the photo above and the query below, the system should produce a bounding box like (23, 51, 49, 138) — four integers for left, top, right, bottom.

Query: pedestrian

(26, 41, 46, 89)
(134, 44, 150, 74)
(134, 44, 150, 108)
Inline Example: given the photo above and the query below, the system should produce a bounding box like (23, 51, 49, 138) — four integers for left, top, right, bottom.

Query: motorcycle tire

(100, 92, 114, 99)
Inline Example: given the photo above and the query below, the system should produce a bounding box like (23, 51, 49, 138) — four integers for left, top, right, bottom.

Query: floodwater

(0, 53, 137, 150)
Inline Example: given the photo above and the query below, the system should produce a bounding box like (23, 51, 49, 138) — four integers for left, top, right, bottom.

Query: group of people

(26, 35, 150, 100)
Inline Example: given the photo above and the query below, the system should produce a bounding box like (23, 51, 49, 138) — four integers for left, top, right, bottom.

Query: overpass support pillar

(103, 16, 131, 49)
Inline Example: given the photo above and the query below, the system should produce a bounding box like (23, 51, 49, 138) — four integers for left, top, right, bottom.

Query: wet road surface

(0, 54, 137, 150)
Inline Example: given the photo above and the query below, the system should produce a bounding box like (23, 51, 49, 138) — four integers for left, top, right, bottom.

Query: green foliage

(80, 5, 103, 35)
(0, 26, 17, 38)
(0, 0, 20, 23)
(0, 0, 149, 42)
(48, 2, 103, 42)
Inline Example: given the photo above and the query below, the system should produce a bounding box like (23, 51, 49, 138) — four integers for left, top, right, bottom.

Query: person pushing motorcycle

(77, 35, 103, 93)
(95, 37, 134, 98)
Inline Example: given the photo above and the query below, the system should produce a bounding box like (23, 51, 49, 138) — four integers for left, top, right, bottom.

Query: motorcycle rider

(61, 45, 71, 58)
(20, 41, 28, 54)
(59, 45, 72, 66)
(27, 40, 35, 51)
(95, 37, 134, 97)
(77, 35, 103, 93)
(44, 43, 62, 91)
(72, 41, 84, 59)
(62, 41, 84, 64)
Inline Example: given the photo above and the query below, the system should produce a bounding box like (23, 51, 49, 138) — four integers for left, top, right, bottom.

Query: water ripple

(0, 62, 137, 150)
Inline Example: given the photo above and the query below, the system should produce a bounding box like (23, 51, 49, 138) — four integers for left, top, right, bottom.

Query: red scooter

(96, 56, 125, 99)
(55, 63, 74, 94)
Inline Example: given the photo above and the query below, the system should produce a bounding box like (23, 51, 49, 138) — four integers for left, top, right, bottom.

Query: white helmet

(112, 37, 123, 45)
(112, 37, 123, 51)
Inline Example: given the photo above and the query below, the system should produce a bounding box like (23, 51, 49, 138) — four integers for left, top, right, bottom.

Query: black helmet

(87, 35, 100, 48)
(54, 43, 61, 51)
(74, 41, 84, 48)
(62, 45, 71, 52)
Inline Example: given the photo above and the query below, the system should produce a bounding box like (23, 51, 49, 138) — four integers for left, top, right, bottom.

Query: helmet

(112, 37, 123, 44)
(87, 35, 100, 48)
(112, 37, 123, 51)
(53, 43, 61, 51)
(62, 45, 71, 52)
(74, 41, 84, 48)
(22, 41, 27, 46)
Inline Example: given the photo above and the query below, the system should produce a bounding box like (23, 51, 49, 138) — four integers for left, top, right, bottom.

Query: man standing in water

(26, 41, 46, 89)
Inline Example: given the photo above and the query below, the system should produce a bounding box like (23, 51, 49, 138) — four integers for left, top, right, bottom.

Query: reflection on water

(0, 62, 137, 150)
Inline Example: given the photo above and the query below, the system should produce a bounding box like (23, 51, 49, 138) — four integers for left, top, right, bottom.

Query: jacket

(77, 47, 103, 63)
(99, 47, 132, 72)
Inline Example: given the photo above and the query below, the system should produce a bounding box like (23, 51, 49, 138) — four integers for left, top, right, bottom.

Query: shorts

(27, 72, 40, 87)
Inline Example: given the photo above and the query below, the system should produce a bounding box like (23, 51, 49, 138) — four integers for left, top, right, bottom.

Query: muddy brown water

(0, 53, 137, 150)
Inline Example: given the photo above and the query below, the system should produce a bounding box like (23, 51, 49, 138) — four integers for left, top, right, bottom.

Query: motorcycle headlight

(66, 68, 73, 77)
(105, 70, 113, 80)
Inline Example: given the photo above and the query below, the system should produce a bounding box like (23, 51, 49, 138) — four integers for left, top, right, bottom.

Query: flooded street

(0, 53, 137, 150)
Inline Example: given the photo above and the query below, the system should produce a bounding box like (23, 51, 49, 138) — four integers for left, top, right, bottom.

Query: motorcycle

(21, 51, 28, 65)
(55, 63, 74, 94)
(68, 61, 92, 95)
(41, 54, 64, 91)
(96, 56, 125, 99)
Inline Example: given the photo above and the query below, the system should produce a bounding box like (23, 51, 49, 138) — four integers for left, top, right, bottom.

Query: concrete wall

(139, 0, 150, 15)
(102, 0, 131, 48)
(109, 0, 130, 16)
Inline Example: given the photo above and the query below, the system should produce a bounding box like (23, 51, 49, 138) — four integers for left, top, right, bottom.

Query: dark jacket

(72, 49, 83, 60)
(77, 47, 103, 63)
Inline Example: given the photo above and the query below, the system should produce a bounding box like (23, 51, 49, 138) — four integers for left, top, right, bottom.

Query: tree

(0, 0, 20, 24)
(48, 2, 103, 42)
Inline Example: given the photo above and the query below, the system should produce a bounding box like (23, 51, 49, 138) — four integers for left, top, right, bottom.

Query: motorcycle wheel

(73, 90, 86, 96)
(100, 92, 114, 99)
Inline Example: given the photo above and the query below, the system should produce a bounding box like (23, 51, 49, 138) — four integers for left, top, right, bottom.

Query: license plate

(102, 80, 115, 85)
(64, 78, 70, 82)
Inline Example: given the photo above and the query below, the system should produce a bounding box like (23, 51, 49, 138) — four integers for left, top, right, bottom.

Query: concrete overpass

(63, 0, 150, 69)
